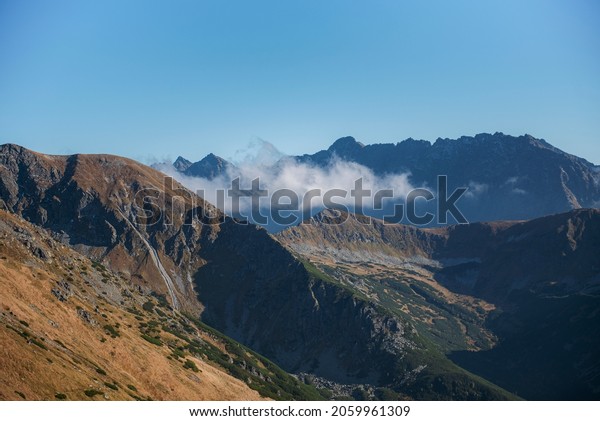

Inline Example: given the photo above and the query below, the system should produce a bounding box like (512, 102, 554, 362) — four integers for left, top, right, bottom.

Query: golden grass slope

(0, 210, 264, 401)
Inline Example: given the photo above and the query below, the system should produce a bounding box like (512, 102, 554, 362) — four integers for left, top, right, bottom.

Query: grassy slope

(0, 210, 322, 401)
(301, 260, 518, 400)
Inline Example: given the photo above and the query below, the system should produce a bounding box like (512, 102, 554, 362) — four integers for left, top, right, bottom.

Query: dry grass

(0, 211, 265, 401)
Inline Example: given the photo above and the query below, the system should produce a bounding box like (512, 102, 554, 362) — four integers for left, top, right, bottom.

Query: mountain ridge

(165, 133, 600, 227)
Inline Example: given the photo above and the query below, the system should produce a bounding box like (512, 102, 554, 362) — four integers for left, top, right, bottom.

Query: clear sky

(1, 0, 599, 164)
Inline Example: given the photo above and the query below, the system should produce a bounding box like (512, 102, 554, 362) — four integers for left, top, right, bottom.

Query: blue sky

(1, 0, 599, 164)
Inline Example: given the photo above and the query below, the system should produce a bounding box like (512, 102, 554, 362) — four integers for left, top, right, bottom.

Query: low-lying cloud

(152, 142, 415, 230)
(156, 158, 413, 213)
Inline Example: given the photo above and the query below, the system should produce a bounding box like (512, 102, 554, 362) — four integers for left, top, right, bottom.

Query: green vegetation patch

(141, 334, 163, 346)
(84, 389, 103, 398)
(103, 324, 120, 338)
(183, 359, 199, 372)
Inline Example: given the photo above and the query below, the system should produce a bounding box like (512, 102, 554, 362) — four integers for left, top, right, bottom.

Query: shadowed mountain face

(296, 133, 600, 223)
(277, 208, 600, 399)
(0, 143, 516, 400)
(173, 156, 192, 172)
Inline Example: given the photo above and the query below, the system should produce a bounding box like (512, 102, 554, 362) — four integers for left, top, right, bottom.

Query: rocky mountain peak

(173, 156, 192, 172)
(202, 153, 224, 164)
(183, 153, 232, 179)
(328, 136, 365, 155)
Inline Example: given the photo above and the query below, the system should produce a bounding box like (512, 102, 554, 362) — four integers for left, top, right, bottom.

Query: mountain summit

(173, 156, 192, 172)
(328, 136, 365, 156)
(183, 153, 232, 179)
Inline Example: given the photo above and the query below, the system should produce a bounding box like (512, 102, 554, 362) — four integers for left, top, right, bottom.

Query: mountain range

(1, 136, 599, 400)
(167, 133, 600, 226)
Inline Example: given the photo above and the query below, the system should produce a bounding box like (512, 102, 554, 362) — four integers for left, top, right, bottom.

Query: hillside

(276, 209, 600, 399)
(0, 209, 324, 400)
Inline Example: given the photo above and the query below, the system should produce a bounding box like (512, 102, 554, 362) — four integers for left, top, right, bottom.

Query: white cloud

(231, 138, 286, 167)
(464, 181, 489, 198)
(153, 155, 415, 226)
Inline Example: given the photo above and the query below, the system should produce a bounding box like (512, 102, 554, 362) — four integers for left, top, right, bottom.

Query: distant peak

(397, 138, 432, 147)
(328, 136, 364, 153)
(172, 156, 192, 172)
(174, 155, 190, 163)
(182, 153, 232, 179)
(432, 132, 552, 147)
(200, 153, 226, 164)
